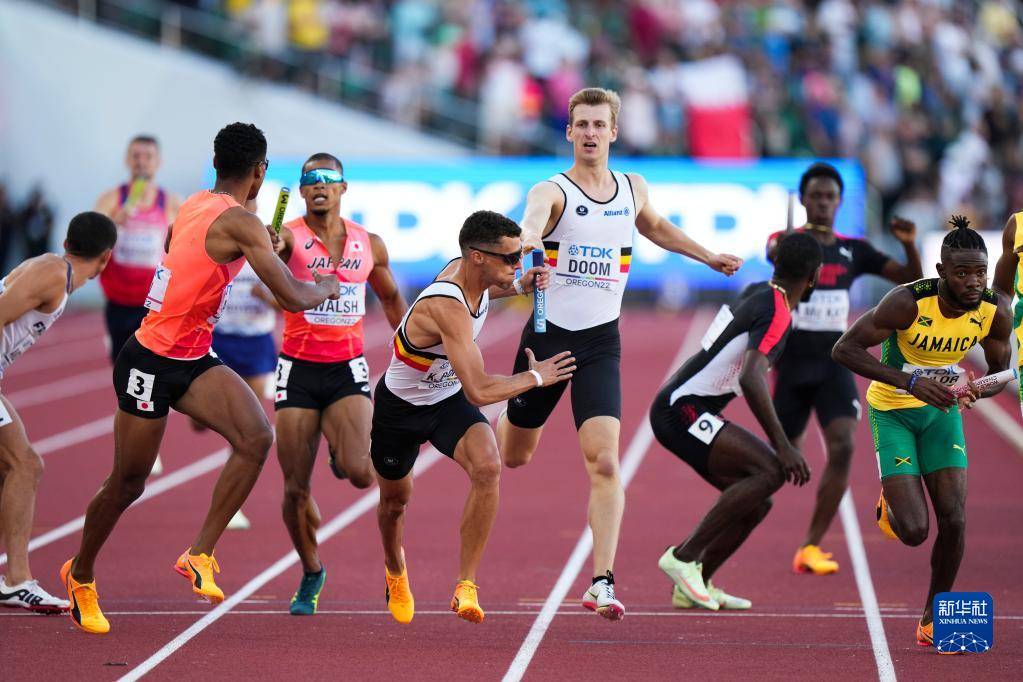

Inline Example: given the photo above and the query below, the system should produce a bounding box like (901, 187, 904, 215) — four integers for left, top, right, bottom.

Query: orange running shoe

(384, 555, 414, 624)
(792, 545, 839, 575)
(877, 492, 898, 541)
(174, 550, 225, 604)
(60, 558, 110, 634)
(451, 580, 484, 623)
(916, 620, 933, 646)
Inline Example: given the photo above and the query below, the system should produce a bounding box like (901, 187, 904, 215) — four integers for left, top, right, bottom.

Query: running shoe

(658, 548, 718, 611)
(450, 580, 484, 623)
(876, 492, 898, 541)
(581, 571, 625, 621)
(384, 554, 414, 624)
(0, 576, 69, 613)
(792, 544, 839, 575)
(227, 509, 251, 530)
(290, 567, 326, 615)
(672, 581, 751, 610)
(60, 559, 109, 634)
(327, 447, 348, 480)
(916, 620, 933, 646)
(174, 550, 225, 604)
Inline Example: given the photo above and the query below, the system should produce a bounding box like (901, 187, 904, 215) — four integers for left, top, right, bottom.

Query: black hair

(303, 152, 343, 174)
(65, 212, 117, 258)
(129, 134, 159, 148)
(213, 122, 267, 180)
(941, 215, 987, 256)
(773, 231, 823, 280)
(458, 210, 521, 250)
(799, 162, 844, 197)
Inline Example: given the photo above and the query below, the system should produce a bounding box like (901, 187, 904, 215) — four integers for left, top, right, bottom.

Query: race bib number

(114, 228, 164, 267)
(207, 282, 233, 324)
(794, 290, 850, 332)
(701, 304, 734, 350)
(126, 368, 155, 401)
(304, 283, 366, 326)
(275, 357, 293, 388)
(349, 356, 370, 384)
(687, 412, 725, 445)
(144, 264, 171, 312)
(554, 242, 622, 292)
(418, 358, 460, 392)
(896, 363, 965, 393)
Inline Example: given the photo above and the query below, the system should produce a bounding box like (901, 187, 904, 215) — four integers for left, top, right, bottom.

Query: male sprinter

(767, 162, 922, 575)
(651, 232, 820, 611)
(62, 123, 341, 634)
(833, 217, 1011, 648)
(992, 210, 1023, 417)
(375, 211, 572, 625)
(273, 154, 406, 615)
(95, 135, 181, 363)
(0, 213, 116, 612)
(498, 87, 742, 619)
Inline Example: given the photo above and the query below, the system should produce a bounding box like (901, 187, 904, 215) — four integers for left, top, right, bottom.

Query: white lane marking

(35, 414, 113, 456)
(5, 368, 111, 408)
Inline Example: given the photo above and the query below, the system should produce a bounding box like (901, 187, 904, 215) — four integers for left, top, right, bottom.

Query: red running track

(2, 308, 1021, 680)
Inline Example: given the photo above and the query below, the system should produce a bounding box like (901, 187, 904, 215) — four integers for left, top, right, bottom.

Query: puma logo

(969, 317, 982, 328)
(838, 246, 852, 260)
(952, 444, 966, 454)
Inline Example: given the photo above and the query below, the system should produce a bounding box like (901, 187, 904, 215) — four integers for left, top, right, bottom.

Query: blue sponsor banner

(223, 158, 865, 290)
(933, 591, 994, 653)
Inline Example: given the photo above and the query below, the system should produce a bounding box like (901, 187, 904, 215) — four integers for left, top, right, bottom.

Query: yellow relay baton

(271, 187, 290, 235)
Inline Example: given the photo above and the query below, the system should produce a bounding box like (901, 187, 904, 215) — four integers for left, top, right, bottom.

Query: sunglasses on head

(300, 168, 345, 186)
(472, 247, 521, 266)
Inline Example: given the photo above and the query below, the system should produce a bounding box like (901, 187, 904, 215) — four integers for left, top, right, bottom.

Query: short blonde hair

(568, 87, 621, 127)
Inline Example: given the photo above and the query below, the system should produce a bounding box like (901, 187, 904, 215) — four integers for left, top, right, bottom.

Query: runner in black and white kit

(372, 210, 573, 626)
(497, 87, 742, 620)
(651, 232, 821, 612)
(768, 162, 923, 576)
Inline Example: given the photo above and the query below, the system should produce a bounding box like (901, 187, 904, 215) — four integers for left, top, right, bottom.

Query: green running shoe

(290, 567, 326, 616)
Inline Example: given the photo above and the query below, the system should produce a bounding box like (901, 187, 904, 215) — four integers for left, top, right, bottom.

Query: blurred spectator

(0, 183, 15, 275)
(19, 186, 54, 259)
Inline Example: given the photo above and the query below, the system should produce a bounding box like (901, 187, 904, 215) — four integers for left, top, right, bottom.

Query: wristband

(907, 373, 919, 394)
(513, 278, 525, 296)
(528, 369, 543, 386)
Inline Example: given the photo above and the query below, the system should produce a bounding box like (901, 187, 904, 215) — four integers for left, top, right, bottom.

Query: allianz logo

(603, 207, 630, 217)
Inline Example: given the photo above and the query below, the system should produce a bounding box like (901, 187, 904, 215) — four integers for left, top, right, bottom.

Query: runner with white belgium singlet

(497, 87, 743, 620)
(372, 210, 573, 626)
(0, 213, 116, 614)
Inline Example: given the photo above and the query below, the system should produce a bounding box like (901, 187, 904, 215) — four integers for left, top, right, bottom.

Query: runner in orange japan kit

(61, 123, 341, 635)
(272, 153, 407, 615)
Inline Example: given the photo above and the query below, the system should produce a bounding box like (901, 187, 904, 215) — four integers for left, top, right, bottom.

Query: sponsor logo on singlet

(306, 256, 363, 271)
(603, 207, 630, 217)
(575, 205, 588, 216)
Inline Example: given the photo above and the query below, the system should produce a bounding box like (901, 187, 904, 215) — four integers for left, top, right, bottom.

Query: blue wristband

(907, 374, 919, 393)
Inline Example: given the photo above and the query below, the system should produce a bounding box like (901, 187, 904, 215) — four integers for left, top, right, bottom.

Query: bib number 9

(687, 411, 725, 445)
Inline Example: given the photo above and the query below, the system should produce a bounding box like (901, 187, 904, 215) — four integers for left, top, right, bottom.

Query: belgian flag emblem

(917, 316, 933, 327)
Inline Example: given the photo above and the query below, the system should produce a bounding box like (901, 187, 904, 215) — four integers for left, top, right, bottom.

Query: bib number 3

(687, 411, 725, 445)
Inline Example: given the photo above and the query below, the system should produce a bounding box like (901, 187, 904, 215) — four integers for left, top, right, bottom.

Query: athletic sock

(592, 570, 615, 586)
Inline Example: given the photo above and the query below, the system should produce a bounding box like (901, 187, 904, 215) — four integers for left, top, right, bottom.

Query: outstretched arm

(367, 233, 408, 328)
(427, 297, 574, 406)
(519, 181, 562, 254)
(630, 173, 742, 275)
(218, 209, 339, 313)
(880, 216, 923, 283)
(976, 293, 1013, 398)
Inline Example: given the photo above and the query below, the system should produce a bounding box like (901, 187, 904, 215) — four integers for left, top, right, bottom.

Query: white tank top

(214, 262, 277, 336)
(0, 261, 72, 376)
(543, 170, 636, 331)
(384, 277, 489, 406)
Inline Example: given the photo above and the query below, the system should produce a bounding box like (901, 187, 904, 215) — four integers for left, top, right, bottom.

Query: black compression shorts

(273, 354, 371, 411)
(370, 378, 489, 480)
(773, 358, 861, 438)
(649, 390, 730, 484)
(506, 317, 621, 430)
(113, 335, 223, 419)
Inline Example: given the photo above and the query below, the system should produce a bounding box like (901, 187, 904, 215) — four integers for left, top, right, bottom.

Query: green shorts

(867, 404, 967, 479)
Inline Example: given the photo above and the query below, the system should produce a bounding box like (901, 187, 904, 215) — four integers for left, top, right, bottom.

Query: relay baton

(952, 368, 1017, 397)
(532, 248, 546, 333)
(271, 187, 290, 235)
(125, 177, 147, 210)
(785, 190, 795, 233)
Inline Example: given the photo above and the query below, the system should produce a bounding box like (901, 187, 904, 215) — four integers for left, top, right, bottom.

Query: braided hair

(940, 215, 987, 257)
(213, 122, 267, 180)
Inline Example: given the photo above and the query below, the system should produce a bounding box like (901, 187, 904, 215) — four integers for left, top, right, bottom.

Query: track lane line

(502, 309, 711, 682)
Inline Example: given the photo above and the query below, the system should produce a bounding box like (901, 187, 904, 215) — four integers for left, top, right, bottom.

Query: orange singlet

(135, 191, 246, 360)
(281, 217, 374, 362)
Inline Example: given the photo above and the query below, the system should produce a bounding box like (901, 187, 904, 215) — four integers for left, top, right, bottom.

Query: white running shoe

(0, 576, 69, 613)
(673, 580, 751, 610)
(227, 509, 251, 530)
(581, 572, 625, 621)
(657, 547, 718, 611)
(150, 453, 164, 476)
